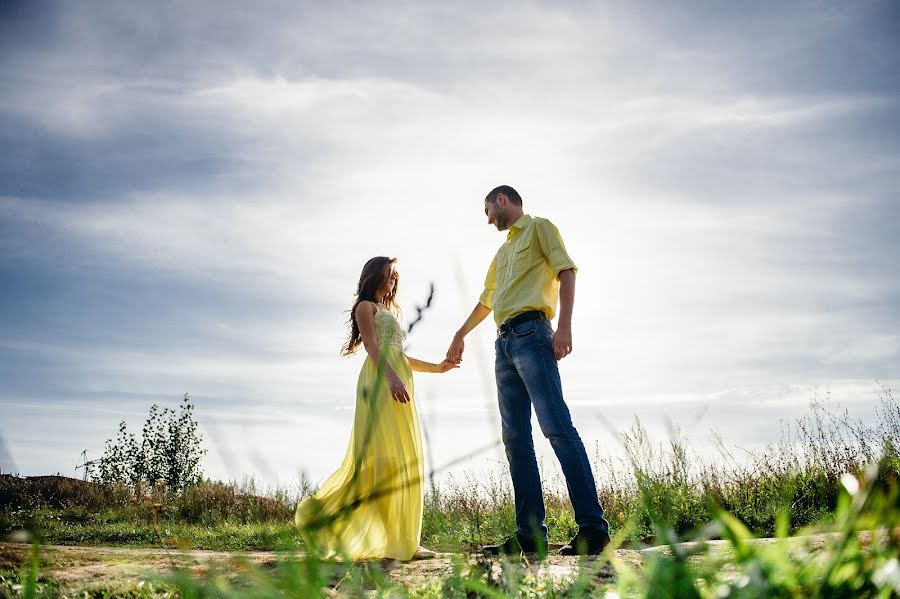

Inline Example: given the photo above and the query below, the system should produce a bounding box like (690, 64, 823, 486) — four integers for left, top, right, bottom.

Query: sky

(1, 0, 898, 491)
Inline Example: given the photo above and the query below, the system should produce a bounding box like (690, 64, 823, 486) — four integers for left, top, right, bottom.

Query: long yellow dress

(295, 304, 424, 561)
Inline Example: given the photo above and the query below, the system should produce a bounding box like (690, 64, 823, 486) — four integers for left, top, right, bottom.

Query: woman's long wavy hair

(342, 256, 401, 356)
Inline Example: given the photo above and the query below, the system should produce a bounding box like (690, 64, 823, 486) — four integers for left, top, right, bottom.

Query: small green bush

(92, 394, 206, 493)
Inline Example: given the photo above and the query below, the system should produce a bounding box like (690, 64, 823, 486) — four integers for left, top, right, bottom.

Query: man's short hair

(485, 185, 523, 207)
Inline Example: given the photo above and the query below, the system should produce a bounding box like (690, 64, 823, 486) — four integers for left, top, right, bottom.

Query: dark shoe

(558, 528, 611, 556)
(481, 534, 548, 556)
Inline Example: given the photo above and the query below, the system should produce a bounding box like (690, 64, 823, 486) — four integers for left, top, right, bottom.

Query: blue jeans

(495, 317, 609, 541)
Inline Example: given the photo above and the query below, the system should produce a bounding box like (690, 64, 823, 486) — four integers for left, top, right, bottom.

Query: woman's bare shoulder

(355, 300, 378, 319)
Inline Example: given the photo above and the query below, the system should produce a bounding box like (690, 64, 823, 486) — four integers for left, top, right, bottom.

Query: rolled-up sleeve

(535, 219, 577, 276)
(478, 255, 497, 309)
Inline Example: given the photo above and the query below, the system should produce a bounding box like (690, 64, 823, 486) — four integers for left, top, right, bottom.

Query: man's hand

(446, 333, 465, 364)
(388, 372, 411, 403)
(552, 326, 573, 360)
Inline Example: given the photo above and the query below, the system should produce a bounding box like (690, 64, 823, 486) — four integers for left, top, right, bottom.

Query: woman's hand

(436, 359, 459, 373)
(388, 371, 411, 403)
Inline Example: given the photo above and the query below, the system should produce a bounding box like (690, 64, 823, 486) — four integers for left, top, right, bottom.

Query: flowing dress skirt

(295, 344, 423, 561)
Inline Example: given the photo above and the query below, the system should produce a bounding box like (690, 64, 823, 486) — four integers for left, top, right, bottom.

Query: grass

(3, 461, 897, 597)
(422, 385, 900, 550)
(0, 477, 302, 551)
(1, 387, 898, 596)
(3, 388, 899, 553)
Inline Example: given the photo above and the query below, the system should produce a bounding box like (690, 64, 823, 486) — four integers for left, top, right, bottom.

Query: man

(446, 185, 611, 556)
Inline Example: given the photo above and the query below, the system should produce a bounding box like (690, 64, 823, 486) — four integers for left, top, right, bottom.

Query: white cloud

(820, 334, 899, 365)
(1, 1, 897, 483)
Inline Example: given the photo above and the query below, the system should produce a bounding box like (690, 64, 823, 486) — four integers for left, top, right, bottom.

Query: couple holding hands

(296, 185, 611, 561)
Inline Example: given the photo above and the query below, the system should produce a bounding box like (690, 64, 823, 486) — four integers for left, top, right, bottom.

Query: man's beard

(495, 210, 513, 230)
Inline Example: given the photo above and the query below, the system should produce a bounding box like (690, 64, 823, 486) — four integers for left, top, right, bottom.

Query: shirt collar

(506, 214, 533, 240)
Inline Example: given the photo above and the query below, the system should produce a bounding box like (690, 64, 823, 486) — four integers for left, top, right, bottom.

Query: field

(1, 392, 899, 597)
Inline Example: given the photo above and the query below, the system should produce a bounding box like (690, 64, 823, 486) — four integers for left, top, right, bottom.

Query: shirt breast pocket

(513, 240, 531, 274)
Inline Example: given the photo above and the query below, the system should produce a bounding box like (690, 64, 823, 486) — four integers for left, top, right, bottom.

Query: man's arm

(447, 255, 497, 364)
(534, 219, 578, 360)
(446, 302, 492, 364)
(553, 268, 575, 360)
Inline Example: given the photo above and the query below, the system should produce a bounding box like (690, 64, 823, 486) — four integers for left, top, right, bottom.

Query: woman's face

(380, 262, 398, 298)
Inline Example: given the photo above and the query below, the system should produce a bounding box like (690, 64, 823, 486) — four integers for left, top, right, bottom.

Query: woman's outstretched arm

(406, 355, 459, 373)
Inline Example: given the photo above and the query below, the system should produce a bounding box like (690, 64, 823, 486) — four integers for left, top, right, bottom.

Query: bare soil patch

(0, 532, 872, 595)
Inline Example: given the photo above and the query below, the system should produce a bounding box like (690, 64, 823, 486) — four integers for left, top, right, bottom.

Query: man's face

(484, 197, 510, 231)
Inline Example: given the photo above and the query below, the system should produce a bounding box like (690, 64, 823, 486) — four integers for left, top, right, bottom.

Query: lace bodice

(374, 304, 406, 348)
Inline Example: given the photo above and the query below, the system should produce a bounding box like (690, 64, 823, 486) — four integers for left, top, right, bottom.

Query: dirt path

(0, 532, 862, 595)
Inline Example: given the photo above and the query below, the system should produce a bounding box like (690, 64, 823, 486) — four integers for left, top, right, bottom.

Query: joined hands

(436, 359, 459, 373)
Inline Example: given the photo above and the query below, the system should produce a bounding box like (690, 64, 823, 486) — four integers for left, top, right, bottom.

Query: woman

(295, 256, 457, 561)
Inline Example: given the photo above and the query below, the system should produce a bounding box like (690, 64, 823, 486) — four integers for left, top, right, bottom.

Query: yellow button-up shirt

(479, 214, 578, 326)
